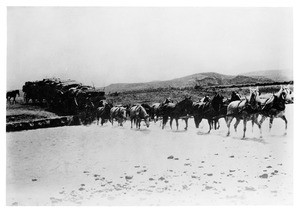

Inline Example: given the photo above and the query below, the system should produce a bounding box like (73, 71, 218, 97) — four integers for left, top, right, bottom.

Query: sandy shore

(6, 105, 293, 205)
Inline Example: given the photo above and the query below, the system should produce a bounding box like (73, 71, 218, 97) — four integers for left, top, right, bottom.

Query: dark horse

(7, 90, 20, 104)
(96, 100, 113, 126)
(192, 93, 225, 133)
(160, 97, 193, 130)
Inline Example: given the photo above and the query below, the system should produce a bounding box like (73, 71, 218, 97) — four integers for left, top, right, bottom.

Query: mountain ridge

(103, 70, 291, 93)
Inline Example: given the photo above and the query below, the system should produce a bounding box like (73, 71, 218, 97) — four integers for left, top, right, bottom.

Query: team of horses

(96, 85, 293, 139)
(6, 86, 293, 138)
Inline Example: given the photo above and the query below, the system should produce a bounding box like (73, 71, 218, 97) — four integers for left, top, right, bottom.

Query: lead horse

(226, 87, 261, 139)
(160, 97, 193, 130)
(256, 85, 293, 135)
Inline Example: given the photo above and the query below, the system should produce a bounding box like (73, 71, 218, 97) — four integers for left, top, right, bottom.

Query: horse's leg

(170, 117, 173, 130)
(234, 118, 241, 132)
(214, 119, 218, 130)
(269, 115, 274, 132)
(184, 118, 188, 130)
(251, 116, 254, 133)
(162, 116, 167, 129)
(96, 114, 99, 125)
(130, 118, 133, 128)
(280, 115, 288, 135)
(259, 115, 267, 130)
(207, 119, 212, 133)
(101, 118, 105, 126)
(252, 115, 262, 138)
(242, 118, 247, 139)
(197, 117, 203, 130)
(194, 116, 198, 128)
(226, 116, 234, 136)
(251, 114, 258, 133)
(176, 118, 179, 131)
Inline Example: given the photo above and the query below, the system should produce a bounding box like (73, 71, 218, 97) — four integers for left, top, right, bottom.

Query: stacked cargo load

(22, 78, 105, 122)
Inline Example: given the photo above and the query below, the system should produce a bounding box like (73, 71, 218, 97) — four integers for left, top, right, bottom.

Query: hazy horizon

(7, 7, 292, 90)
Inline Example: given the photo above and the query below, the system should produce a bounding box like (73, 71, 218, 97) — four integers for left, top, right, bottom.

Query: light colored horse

(226, 87, 262, 139)
(256, 85, 293, 135)
(110, 106, 127, 126)
(129, 105, 150, 129)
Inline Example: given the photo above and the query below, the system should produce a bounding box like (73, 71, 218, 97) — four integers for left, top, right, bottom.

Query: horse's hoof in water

(283, 132, 287, 136)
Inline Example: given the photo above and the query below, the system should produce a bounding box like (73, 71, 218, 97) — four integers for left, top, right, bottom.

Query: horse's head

(278, 85, 294, 104)
(248, 87, 261, 109)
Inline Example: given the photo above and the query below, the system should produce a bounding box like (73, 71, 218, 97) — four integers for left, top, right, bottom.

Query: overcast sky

(7, 7, 292, 90)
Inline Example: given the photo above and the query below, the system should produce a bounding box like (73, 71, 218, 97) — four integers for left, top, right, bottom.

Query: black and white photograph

(4, 3, 297, 206)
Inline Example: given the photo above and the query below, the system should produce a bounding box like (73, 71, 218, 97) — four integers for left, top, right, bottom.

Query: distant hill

(243, 70, 293, 82)
(103, 71, 279, 93)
